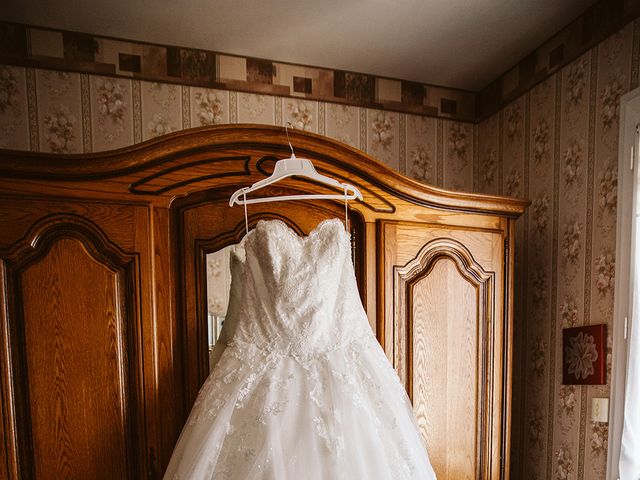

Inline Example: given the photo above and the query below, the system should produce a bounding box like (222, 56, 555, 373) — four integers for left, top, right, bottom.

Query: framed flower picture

(562, 324, 607, 385)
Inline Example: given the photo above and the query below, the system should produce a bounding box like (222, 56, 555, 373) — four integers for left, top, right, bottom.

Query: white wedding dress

(164, 218, 436, 479)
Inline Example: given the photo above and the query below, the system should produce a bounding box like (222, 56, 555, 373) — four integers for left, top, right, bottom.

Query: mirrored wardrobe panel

(205, 244, 238, 369)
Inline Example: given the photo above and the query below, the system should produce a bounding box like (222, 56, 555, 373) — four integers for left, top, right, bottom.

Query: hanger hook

(285, 122, 295, 158)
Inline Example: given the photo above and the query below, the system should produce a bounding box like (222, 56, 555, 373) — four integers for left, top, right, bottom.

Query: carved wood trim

(393, 237, 496, 479)
(0, 125, 529, 217)
(1, 214, 137, 270)
(375, 220, 387, 351)
(500, 221, 515, 480)
(0, 214, 146, 478)
(129, 155, 251, 195)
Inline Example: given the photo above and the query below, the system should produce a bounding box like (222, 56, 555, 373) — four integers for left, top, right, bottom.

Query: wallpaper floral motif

(42, 104, 77, 153)
(193, 90, 225, 126)
(190, 88, 230, 127)
(0, 64, 474, 187)
(444, 120, 474, 191)
(479, 20, 639, 480)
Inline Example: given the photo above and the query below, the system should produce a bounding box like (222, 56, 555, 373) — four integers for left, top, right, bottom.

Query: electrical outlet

(591, 397, 609, 423)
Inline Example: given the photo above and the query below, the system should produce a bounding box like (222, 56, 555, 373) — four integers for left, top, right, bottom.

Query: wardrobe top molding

(0, 124, 529, 218)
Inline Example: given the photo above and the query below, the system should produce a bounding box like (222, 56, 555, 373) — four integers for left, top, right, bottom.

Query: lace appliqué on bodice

(226, 218, 371, 363)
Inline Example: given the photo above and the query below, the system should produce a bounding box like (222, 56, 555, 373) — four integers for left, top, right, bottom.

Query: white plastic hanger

(228, 124, 363, 207)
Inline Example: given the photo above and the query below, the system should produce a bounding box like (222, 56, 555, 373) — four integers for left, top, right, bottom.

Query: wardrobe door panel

(412, 258, 478, 478)
(0, 205, 149, 479)
(379, 220, 506, 480)
(23, 239, 132, 478)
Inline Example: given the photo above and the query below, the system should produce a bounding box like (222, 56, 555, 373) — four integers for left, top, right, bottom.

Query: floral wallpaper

(0, 64, 475, 189)
(479, 21, 639, 480)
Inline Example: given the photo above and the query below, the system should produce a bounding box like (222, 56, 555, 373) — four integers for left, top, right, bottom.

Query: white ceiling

(3, 0, 596, 90)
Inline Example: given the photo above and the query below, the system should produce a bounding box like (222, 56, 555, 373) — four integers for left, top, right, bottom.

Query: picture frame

(562, 324, 607, 385)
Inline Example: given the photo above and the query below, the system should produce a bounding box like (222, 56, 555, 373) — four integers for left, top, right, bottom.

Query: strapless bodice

(223, 218, 372, 360)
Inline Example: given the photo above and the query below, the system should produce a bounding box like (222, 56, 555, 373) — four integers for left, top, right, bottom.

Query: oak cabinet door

(0, 201, 150, 479)
(379, 220, 507, 480)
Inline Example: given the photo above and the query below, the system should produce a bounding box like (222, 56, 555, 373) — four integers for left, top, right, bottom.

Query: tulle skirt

(164, 333, 436, 479)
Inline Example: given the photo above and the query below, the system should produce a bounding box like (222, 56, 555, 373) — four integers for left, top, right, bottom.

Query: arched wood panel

(412, 259, 478, 478)
(394, 238, 495, 479)
(0, 215, 146, 479)
(380, 220, 506, 479)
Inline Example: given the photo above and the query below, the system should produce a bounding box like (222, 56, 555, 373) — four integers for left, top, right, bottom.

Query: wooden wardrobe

(0, 125, 527, 479)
